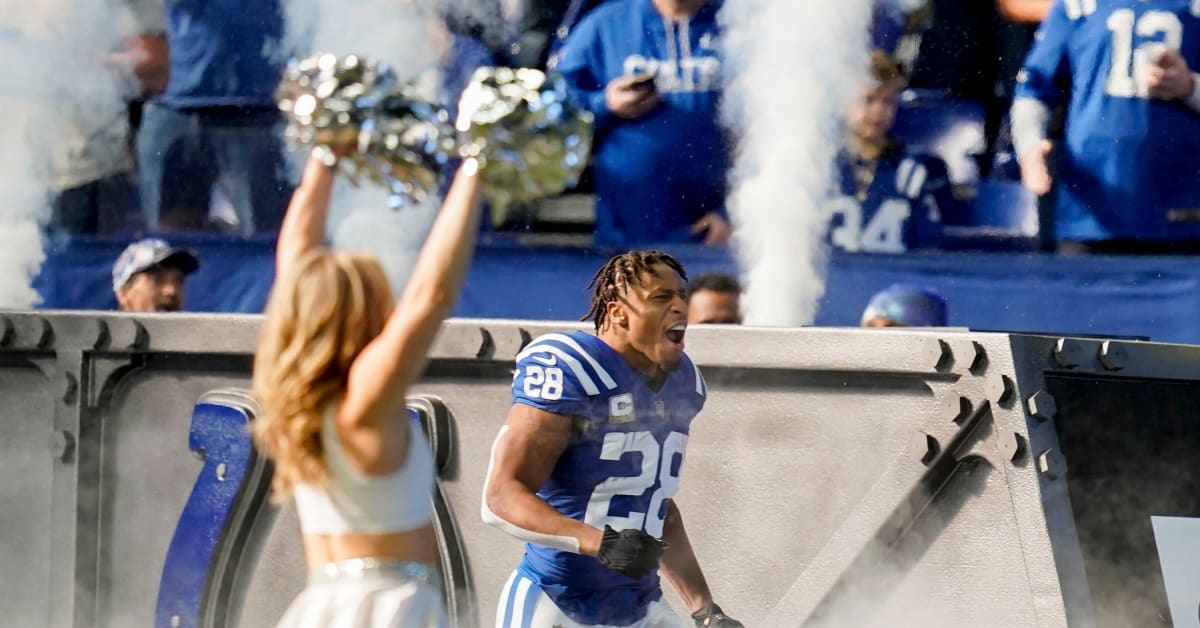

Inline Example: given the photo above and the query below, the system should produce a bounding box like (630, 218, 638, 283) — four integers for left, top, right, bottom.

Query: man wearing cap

(112, 238, 200, 312)
(861, 284, 948, 327)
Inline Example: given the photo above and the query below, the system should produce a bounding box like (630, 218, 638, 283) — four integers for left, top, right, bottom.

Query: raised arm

(337, 161, 484, 440)
(482, 404, 606, 555)
(275, 156, 337, 278)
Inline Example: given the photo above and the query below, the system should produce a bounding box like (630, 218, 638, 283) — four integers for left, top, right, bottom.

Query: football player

(482, 250, 742, 628)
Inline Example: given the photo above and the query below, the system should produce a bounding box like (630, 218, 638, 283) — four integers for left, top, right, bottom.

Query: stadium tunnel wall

(0, 312, 1197, 628)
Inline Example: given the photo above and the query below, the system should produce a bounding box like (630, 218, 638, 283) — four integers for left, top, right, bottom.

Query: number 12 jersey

(507, 331, 707, 626)
(1016, 0, 1200, 241)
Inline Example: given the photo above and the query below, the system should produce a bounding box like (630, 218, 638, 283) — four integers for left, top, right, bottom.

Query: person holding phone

(557, 0, 732, 248)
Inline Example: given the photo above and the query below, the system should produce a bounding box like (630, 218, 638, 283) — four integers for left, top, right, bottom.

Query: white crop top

(293, 408, 435, 534)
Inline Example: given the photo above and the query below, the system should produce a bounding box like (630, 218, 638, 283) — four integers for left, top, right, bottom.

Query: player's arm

(660, 500, 743, 627)
(1011, 0, 1074, 195)
(482, 403, 605, 555)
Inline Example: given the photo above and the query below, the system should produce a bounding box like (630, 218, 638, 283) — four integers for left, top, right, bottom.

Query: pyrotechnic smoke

(720, 0, 872, 326)
(0, 0, 132, 308)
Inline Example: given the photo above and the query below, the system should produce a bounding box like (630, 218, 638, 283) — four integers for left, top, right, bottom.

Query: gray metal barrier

(1, 311, 1197, 627)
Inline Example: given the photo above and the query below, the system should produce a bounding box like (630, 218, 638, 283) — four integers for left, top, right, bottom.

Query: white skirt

(276, 558, 448, 628)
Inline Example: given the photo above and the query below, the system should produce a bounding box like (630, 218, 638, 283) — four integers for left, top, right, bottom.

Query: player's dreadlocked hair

(582, 250, 688, 331)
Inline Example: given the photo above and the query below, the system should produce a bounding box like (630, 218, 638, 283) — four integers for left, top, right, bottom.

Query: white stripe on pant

(494, 570, 690, 628)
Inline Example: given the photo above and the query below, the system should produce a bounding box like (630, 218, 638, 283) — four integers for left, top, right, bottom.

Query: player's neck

(652, 0, 707, 19)
(597, 330, 663, 380)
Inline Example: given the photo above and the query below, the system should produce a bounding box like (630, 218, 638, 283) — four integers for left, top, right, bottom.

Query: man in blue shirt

(482, 251, 741, 627)
(136, 0, 292, 234)
(1012, 0, 1200, 251)
(556, 0, 731, 248)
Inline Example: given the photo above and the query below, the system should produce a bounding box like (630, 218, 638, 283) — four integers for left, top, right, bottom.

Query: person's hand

(1147, 48, 1195, 100)
(689, 212, 732, 246)
(691, 602, 744, 627)
(1018, 139, 1054, 196)
(605, 75, 662, 120)
(596, 525, 666, 579)
(106, 34, 169, 96)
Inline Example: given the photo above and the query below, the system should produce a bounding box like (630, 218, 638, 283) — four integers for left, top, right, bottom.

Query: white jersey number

(829, 197, 911, 254)
(585, 430, 688, 538)
(1106, 9, 1183, 98)
(523, 365, 564, 400)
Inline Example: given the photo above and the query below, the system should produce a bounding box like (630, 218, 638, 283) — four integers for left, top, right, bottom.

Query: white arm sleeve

(1010, 97, 1052, 161)
(480, 426, 583, 553)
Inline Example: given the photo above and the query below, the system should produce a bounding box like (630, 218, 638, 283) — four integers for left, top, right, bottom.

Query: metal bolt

(216, 462, 227, 481)
(1026, 390, 1057, 422)
(969, 341, 989, 374)
(1098, 340, 1126, 371)
(943, 395, 972, 424)
(475, 327, 495, 359)
(1053, 338, 1080, 368)
(50, 429, 76, 463)
(92, 320, 110, 350)
(1036, 449, 1067, 480)
(916, 433, 940, 466)
(987, 373, 1015, 406)
(62, 372, 78, 406)
(925, 338, 953, 372)
(1000, 432, 1027, 462)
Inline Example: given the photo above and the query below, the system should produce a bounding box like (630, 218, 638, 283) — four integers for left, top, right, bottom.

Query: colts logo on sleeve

(609, 393, 635, 423)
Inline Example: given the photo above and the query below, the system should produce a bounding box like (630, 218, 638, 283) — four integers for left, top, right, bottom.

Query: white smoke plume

(720, 0, 872, 326)
(0, 0, 132, 308)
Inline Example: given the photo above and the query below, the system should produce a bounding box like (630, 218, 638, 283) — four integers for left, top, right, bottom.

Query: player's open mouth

(665, 324, 686, 345)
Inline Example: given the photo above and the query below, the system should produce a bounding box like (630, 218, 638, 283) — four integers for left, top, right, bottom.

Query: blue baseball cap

(861, 284, 948, 327)
(112, 238, 200, 295)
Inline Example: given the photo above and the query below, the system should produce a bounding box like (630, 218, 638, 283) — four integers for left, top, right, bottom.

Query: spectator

(1013, 1, 1200, 253)
(136, 0, 292, 234)
(996, 0, 1051, 23)
(686, 272, 741, 324)
(828, 51, 952, 253)
(111, 238, 200, 312)
(861, 284, 948, 327)
(557, 0, 731, 247)
(48, 1, 167, 236)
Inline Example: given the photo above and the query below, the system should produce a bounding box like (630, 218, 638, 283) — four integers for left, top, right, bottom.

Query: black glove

(692, 602, 743, 628)
(596, 525, 666, 579)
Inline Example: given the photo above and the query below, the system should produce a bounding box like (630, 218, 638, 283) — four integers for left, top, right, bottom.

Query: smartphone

(629, 73, 656, 91)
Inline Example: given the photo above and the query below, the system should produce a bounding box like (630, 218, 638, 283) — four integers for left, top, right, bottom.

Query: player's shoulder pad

(681, 351, 707, 398)
(515, 332, 619, 397)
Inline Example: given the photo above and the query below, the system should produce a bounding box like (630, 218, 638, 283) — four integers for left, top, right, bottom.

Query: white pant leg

(635, 600, 691, 628)
(494, 570, 592, 628)
(495, 570, 688, 628)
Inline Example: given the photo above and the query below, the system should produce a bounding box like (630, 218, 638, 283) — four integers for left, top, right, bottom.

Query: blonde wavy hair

(252, 248, 394, 499)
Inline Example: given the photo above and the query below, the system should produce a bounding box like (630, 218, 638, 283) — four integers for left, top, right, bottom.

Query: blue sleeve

(1014, 0, 1076, 106)
(555, 16, 615, 130)
(512, 347, 594, 418)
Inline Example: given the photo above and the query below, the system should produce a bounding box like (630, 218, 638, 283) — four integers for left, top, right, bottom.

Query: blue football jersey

(828, 147, 948, 253)
(509, 331, 706, 626)
(1016, 0, 1200, 241)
